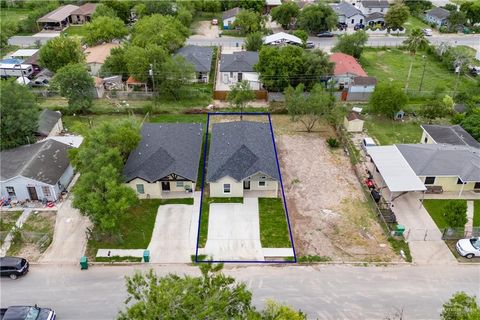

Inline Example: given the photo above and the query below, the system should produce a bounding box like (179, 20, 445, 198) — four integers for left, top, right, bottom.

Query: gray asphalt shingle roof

(207, 121, 279, 182)
(220, 51, 259, 72)
(0, 139, 72, 185)
(426, 7, 450, 19)
(36, 109, 61, 136)
(331, 2, 363, 18)
(421, 125, 480, 149)
(175, 46, 213, 73)
(396, 144, 480, 182)
(222, 7, 241, 20)
(361, 0, 389, 8)
(123, 123, 204, 183)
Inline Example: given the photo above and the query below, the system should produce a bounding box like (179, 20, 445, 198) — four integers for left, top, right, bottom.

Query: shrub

(444, 200, 468, 228)
(326, 137, 340, 148)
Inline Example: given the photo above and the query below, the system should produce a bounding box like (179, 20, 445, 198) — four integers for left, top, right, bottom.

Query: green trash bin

(143, 250, 150, 263)
(80, 256, 88, 270)
(395, 224, 405, 236)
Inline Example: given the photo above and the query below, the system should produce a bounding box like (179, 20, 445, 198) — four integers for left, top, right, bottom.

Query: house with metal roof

(218, 51, 260, 90)
(124, 123, 204, 199)
(331, 2, 365, 28)
(425, 7, 450, 27)
(37, 4, 79, 30)
(207, 121, 279, 198)
(36, 109, 63, 138)
(70, 3, 97, 24)
(0, 139, 76, 202)
(420, 125, 480, 149)
(175, 46, 214, 83)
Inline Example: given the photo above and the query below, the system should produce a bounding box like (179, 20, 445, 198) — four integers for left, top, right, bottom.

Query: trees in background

(447, 10, 467, 32)
(256, 46, 334, 91)
(93, 3, 118, 19)
(84, 16, 128, 46)
(51, 63, 94, 114)
(441, 292, 480, 320)
(461, 109, 480, 141)
(0, 81, 39, 150)
(228, 80, 255, 119)
(460, 1, 480, 24)
(293, 29, 308, 44)
(70, 120, 140, 234)
(123, 44, 168, 82)
(384, 4, 410, 29)
(101, 0, 133, 23)
(370, 83, 408, 119)
(39, 36, 84, 72)
(332, 30, 368, 59)
(157, 55, 196, 100)
(270, 2, 299, 29)
(403, 0, 432, 16)
(285, 83, 335, 132)
(245, 32, 264, 51)
(233, 9, 264, 35)
(118, 263, 306, 319)
(297, 3, 337, 34)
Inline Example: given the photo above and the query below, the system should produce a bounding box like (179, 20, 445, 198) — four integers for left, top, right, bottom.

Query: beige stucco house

(123, 123, 204, 199)
(207, 121, 279, 198)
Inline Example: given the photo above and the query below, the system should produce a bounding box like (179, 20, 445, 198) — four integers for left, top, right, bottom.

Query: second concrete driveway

(204, 198, 263, 261)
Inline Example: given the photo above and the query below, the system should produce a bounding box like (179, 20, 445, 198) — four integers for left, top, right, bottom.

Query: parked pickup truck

(0, 306, 56, 320)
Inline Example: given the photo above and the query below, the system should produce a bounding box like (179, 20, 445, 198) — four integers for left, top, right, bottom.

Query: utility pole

(418, 55, 427, 92)
(149, 62, 156, 93)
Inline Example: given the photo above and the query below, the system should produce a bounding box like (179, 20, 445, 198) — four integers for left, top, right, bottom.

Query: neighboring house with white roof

(264, 32, 302, 46)
(207, 121, 279, 198)
(9, 49, 39, 61)
(219, 51, 260, 90)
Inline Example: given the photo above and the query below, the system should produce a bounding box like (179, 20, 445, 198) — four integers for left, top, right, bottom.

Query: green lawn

(360, 48, 478, 93)
(474, 201, 480, 228)
(364, 115, 423, 145)
(423, 199, 467, 230)
(258, 198, 292, 248)
(62, 25, 88, 37)
(198, 197, 243, 248)
(87, 198, 194, 258)
(0, 7, 29, 24)
(404, 16, 430, 35)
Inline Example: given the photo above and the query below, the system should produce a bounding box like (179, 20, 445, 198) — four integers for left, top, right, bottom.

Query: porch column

(458, 181, 466, 198)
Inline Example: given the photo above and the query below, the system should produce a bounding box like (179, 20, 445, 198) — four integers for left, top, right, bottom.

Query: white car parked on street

(456, 237, 480, 259)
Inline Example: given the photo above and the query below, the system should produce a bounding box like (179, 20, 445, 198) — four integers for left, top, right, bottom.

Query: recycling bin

(395, 224, 405, 236)
(143, 250, 150, 263)
(80, 256, 88, 270)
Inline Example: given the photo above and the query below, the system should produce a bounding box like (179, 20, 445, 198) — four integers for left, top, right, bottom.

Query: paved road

(186, 34, 480, 49)
(1, 264, 479, 319)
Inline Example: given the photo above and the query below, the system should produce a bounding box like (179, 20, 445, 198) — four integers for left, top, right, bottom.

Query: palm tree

(403, 28, 429, 91)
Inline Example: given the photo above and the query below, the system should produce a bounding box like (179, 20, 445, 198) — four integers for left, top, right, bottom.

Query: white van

(361, 137, 376, 154)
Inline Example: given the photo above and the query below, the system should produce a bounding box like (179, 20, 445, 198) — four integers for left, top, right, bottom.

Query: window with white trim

(258, 181, 266, 187)
(136, 184, 145, 194)
(42, 186, 52, 197)
(6, 186, 15, 197)
(223, 184, 231, 194)
(176, 181, 184, 188)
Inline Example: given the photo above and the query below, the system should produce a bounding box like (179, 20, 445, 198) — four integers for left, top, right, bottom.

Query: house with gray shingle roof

(207, 121, 279, 198)
(356, 0, 389, 15)
(175, 46, 213, 83)
(0, 139, 76, 202)
(36, 109, 63, 138)
(331, 2, 365, 28)
(218, 51, 260, 90)
(420, 125, 480, 149)
(124, 123, 204, 198)
(425, 7, 450, 27)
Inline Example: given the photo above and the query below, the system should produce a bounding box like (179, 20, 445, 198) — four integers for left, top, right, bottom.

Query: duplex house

(70, 3, 97, 24)
(124, 123, 204, 199)
(0, 140, 75, 202)
(207, 121, 279, 198)
(222, 7, 241, 29)
(425, 7, 450, 27)
(175, 46, 213, 83)
(331, 2, 365, 28)
(219, 51, 260, 90)
(35, 109, 63, 138)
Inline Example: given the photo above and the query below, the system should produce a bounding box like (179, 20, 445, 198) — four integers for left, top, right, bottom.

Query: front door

(238, 72, 243, 81)
(27, 187, 38, 201)
(243, 180, 250, 190)
(161, 181, 170, 191)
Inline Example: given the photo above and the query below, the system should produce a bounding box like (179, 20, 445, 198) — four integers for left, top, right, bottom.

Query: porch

(244, 190, 278, 198)
(159, 191, 195, 199)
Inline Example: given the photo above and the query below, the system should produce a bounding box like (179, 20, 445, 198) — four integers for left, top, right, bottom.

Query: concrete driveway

(40, 197, 91, 264)
(392, 193, 457, 265)
(204, 198, 263, 261)
(147, 196, 199, 263)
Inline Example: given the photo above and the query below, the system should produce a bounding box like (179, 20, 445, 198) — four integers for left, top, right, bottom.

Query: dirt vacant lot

(272, 117, 397, 262)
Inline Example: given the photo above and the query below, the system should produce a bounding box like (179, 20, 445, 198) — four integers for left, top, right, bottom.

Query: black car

(0, 257, 29, 280)
(354, 23, 365, 30)
(1, 306, 56, 320)
(316, 31, 334, 37)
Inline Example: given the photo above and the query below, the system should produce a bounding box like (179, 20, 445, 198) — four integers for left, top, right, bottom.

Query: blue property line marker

(195, 112, 297, 264)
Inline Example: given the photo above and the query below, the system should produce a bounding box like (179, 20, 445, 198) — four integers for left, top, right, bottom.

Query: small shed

(126, 76, 147, 92)
(343, 111, 364, 132)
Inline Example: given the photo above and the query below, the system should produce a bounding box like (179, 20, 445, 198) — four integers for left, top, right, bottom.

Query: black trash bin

(371, 189, 381, 203)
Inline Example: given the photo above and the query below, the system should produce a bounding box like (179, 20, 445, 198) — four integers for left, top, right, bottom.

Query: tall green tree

(0, 81, 39, 150)
(131, 14, 189, 52)
(384, 3, 410, 29)
(461, 111, 480, 141)
(332, 30, 368, 59)
(101, 0, 133, 22)
(297, 3, 337, 34)
(447, 11, 467, 32)
(403, 0, 432, 15)
(245, 31, 263, 51)
(293, 29, 308, 43)
(233, 9, 263, 35)
(157, 55, 196, 100)
(93, 3, 118, 19)
(441, 292, 480, 320)
(51, 63, 94, 114)
(444, 200, 468, 228)
(123, 44, 168, 83)
(460, 1, 480, 24)
(100, 46, 128, 78)
(270, 2, 299, 29)
(370, 83, 408, 119)
(84, 16, 128, 46)
(228, 80, 255, 120)
(403, 28, 429, 90)
(118, 263, 305, 319)
(39, 36, 84, 72)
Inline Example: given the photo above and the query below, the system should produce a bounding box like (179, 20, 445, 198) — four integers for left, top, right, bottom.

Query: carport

(367, 146, 427, 204)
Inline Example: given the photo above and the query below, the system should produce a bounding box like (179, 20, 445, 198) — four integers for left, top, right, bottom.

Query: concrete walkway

(465, 201, 474, 237)
(204, 198, 263, 261)
(0, 209, 33, 256)
(392, 193, 457, 265)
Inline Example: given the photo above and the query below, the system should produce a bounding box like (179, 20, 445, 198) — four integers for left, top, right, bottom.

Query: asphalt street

(1, 264, 479, 320)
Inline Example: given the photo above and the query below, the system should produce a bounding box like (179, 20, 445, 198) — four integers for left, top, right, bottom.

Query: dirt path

(276, 134, 397, 262)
